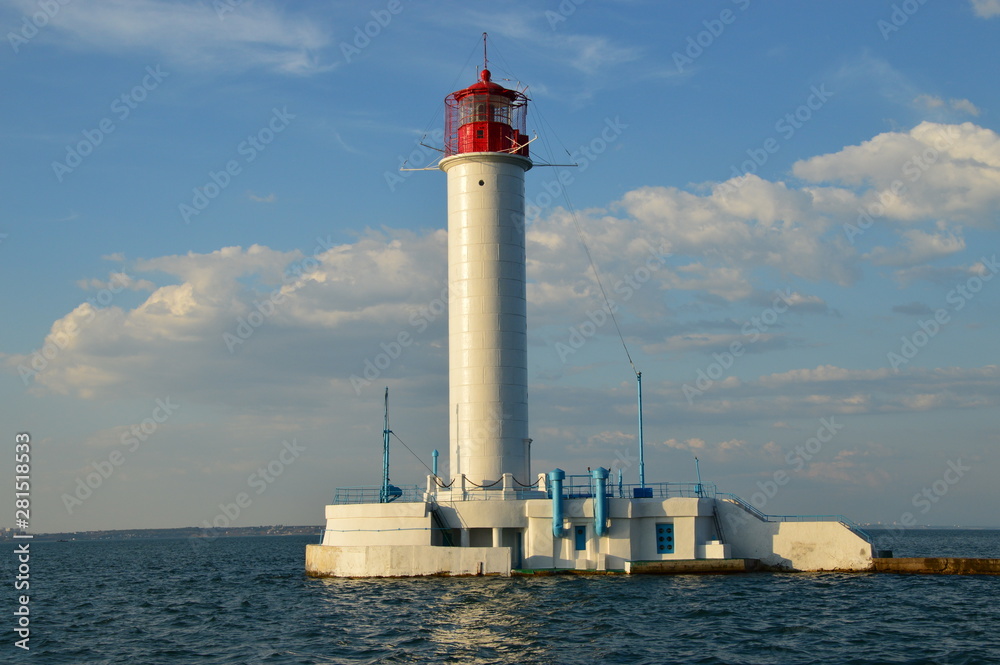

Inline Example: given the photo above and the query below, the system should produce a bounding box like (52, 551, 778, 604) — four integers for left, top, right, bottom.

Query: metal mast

(380, 387, 391, 503)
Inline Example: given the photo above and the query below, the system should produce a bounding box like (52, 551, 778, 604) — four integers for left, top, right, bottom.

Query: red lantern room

(444, 69, 529, 157)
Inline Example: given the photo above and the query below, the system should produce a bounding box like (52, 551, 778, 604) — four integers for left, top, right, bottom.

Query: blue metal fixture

(656, 523, 674, 554)
(695, 456, 703, 497)
(592, 467, 609, 536)
(549, 468, 565, 538)
(380, 387, 392, 503)
(574, 525, 587, 551)
(432, 449, 439, 477)
(637, 371, 645, 489)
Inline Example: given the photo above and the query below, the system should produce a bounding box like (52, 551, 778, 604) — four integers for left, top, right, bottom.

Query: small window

(476, 129, 484, 138)
(574, 525, 587, 551)
(656, 523, 674, 554)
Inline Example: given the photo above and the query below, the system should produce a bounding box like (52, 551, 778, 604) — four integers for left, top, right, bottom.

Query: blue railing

(333, 485, 423, 505)
(717, 492, 872, 543)
(556, 476, 717, 500)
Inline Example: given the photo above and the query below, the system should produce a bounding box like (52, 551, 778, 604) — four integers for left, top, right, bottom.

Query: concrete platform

(305, 544, 511, 578)
(873, 557, 1000, 575)
(625, 558, 761, 574)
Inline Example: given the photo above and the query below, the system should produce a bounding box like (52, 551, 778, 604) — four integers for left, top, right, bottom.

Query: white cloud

(7, 233, 447, 404)
(971, 0, 1000, 18)
(661, 436, 752, 462)
(949, 98, 982, 116)
(9, 122, 1000, 424)
(642, 333, 787, 357)
(758, 365, 896, 387)
(794, 122, 1000, 228)
(682, 364, 1000, 419)
(800, 448, 892, 486)
(526, 174, 859, 326)
(865, 223, 966, 266)
(914, 94, 945, 109)
(76, 272, 157, 292)
(13, 0, 334, 75)
(461, 11, 640, 76)
(892, 259, 993, 287)
(914, 94, 981, 116)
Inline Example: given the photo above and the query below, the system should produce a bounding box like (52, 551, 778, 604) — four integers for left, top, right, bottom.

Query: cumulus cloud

(6, 232, 447, 405)
(794, 122, 1000, 228)
(8, 122, 1000, 432)
(527, 175, 859, 333)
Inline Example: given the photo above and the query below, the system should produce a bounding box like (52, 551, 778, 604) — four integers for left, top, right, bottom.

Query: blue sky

(2, 0, 999, 532)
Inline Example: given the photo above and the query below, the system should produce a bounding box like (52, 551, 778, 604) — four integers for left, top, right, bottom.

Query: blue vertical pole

(593, 467, 609, 536)
(549, 469, 565, 538)
(381, 387, 390, 503)
(695, 456, 703, 497)
(432, 449, 439, 477)
(637, 371, 645, 489)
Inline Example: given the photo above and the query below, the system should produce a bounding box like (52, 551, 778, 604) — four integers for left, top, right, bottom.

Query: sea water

(5, 530, 999, 664)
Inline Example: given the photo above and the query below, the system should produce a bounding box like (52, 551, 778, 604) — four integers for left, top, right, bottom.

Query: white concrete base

(305, 544, 511, 578)
(696, 540, 731, 559)
(311, 492, 874, 576)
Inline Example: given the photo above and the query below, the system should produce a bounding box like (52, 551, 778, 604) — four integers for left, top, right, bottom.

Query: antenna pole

(482, 32, 488, 69)
(637, 371, 645, 489)
(380, 387, 391, 503)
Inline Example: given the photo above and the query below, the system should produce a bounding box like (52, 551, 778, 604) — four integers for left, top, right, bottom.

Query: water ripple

(10, 531, 1000, 664)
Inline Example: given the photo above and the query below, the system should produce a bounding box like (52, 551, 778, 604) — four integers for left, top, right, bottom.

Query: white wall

(306, 544, 511, 577)
(441, 152, 532, 486)
(716, 500, 873, 571)
(321, 502, 433, 547)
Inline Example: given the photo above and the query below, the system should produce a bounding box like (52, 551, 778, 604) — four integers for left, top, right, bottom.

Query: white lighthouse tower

(305, 46, 875, 578)
(440, 68, 532, 486)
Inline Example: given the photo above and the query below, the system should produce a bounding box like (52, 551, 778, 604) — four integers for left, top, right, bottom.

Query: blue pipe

(592, 467, 609, 536)
(637, 372, 645, 489)
(549, 469, 565, 538)
(695, 456, 703, 497)
(432, 449, 439, 477)
(380, 387, 390, 503)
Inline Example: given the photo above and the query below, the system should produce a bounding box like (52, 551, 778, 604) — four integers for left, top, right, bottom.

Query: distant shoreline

(3, 524, 998, 544)
(0, 525, 322, 542)
(863, 525, 1000, 531)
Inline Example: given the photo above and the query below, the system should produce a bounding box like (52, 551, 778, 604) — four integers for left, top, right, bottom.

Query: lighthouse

(306, 45, 875, 578)
(440, 68, 532, 486)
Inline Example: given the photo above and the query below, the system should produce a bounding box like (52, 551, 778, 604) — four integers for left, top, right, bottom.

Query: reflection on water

(18, 531, 1000, 665)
